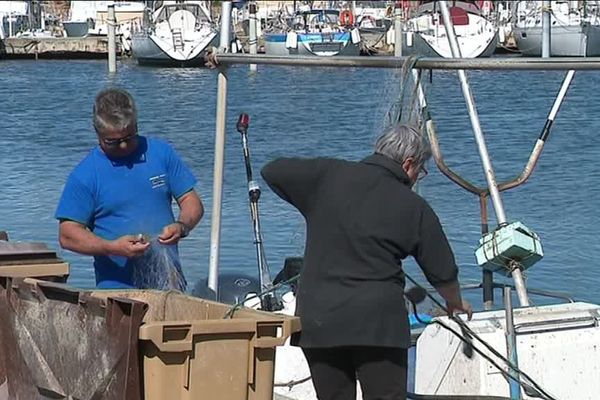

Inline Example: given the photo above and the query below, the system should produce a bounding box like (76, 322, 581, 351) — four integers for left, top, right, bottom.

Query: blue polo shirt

(55, 136, 197, 288)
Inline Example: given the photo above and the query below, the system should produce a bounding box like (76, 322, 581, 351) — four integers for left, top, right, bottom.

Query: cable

(225, 266, 556, 397)
(405, 274, 558, 400)
(238, 271, 547, 399)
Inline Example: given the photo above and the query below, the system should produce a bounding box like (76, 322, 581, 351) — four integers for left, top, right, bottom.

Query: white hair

(374, 124, 431, 167)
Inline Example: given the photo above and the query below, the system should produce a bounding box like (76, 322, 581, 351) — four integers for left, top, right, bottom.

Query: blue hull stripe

(266, 32, 351, 43)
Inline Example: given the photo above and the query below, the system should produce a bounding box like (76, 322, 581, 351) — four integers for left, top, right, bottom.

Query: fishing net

(131, 237, 187, 291)
(382, 55, 429, 133)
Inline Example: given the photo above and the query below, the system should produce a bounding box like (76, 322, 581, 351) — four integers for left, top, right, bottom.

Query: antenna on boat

(236, 113, 281, 312)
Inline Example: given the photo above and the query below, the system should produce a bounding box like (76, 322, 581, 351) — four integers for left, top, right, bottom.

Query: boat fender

(340, 10, 354, 27)
(351, 28, 361, 44)
(386, 26, 395, 45)
(499, 26, 505, 43)
(285, 31, 298, 49)
(407, 30, 413, 47)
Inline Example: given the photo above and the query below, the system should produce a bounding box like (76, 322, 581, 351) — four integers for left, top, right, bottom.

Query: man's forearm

(177, 191, 204, 230)
(434, 280, 463, 307)
(59, 221, 113, 256)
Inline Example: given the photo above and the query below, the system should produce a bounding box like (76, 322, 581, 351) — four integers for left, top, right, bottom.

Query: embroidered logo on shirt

(149, 174, 167, 189)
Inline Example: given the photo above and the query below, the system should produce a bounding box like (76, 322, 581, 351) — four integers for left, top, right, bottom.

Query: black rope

(223, 269, 556, 398)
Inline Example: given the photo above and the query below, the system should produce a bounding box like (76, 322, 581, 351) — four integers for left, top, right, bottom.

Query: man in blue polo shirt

(55, 88, 204, 289)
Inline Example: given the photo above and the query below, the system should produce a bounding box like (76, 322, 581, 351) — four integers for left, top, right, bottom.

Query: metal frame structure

(211, 53, 600, 70)
(206, 3, 594, 304)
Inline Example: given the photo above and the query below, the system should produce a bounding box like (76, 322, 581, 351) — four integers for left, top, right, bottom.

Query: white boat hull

(402, 7, 498, 58)
(265, 33, 360, 57)
(402, 29, 498, 58)
(514, 23, 600, 56)
(132, 30, 218, 66)
(415, 302, 600, 399)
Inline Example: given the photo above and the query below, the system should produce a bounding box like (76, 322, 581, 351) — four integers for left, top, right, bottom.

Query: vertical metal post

(219, 1, 232, 52)
(108, 4, 117, 73)
(8, 1, 13, 38)
(542, 0, 551, 58)
(439, 0, 529, 306)
(208, 1, 234, 295)
(41, 6, 46, 31)
(504, 287, 522, 399)
(481, 194, 494, 310)
(249, 1, 257, 71)
(394, 6, 403, 57)
(208, 69, 228, 296)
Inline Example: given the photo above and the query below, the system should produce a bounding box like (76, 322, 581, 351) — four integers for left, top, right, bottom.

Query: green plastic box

(475, 221, 543, 276)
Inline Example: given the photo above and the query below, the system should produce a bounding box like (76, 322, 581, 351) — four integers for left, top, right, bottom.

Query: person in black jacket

(261, 123, 472, 400)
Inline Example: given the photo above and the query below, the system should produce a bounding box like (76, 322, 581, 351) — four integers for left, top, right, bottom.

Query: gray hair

(374, 124, 431, 167)
(93, 88, 137, 134)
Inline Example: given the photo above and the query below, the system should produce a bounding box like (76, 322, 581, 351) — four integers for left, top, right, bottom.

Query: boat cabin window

(294, 10, 341, 30)
(155, 4, 210, 24)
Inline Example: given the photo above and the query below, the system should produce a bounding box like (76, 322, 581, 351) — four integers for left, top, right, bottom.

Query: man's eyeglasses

(417, 165, 428, 181)
(102, 133, 136, 148)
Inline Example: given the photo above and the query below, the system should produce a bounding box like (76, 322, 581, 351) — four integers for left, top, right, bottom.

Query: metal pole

(439, 0, 529, 306)
(8, 1, 12, 37)
(207, 69, 228, 296)
(236, 114, 277, 310)
(542, 0, 551, 58)
(249, 1, 257, 71)
(208, 2, 235, 296)
(481, 195, 494, 310)
(438, 1, 506, 225)
(214, 53, 600, 70)
(497, 69, 575, 192)
(108, 4, 117, 73)
(504, 287, 522, 399)
(394, 6, 403, 57)
(220, 1, 232, 52)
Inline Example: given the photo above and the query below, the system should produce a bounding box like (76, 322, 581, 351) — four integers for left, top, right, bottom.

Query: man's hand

(446, 299, 473, 321)
(108, 235, 150, 258)
(158, 223, 185, 245)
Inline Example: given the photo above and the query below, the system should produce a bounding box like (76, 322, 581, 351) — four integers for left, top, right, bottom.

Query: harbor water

(1, 59, 599, 308)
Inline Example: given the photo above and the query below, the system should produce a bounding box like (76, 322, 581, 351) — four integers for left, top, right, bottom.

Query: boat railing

(209, 53, 600, 70)
(458, 283, 575, 304)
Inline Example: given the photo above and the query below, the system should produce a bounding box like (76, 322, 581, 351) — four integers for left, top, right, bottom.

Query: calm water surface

(1, 59, 598, 308)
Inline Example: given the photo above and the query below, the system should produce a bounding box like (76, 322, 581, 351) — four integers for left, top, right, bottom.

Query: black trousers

(303, 346, 408, 400)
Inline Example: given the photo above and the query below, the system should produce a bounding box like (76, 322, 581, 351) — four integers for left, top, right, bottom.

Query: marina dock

(1, 36, 120, 59)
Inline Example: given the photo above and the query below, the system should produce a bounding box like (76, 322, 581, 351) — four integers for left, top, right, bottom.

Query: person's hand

(108, 235, 150, 258)
(446, 299, 473, 321)
(204, 47, 219, 69)
(158, 223, 184, 245)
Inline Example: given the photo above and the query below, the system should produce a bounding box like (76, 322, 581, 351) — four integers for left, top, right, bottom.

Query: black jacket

(261, 153, 458, 348)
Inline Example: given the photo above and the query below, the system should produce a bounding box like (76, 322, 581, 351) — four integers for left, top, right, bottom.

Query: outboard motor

(191, 272, 261, 305)
(273, 257, 303, 295)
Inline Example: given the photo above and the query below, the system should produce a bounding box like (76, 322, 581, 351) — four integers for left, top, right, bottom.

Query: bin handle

(140, 318, 301, 351)
(254, 321, 291, 348)
(141, 324, 194, 352)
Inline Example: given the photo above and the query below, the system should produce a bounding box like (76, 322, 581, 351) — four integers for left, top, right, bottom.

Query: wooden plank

(0, 263, 69, 278)
(0, 258, 63, 266)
